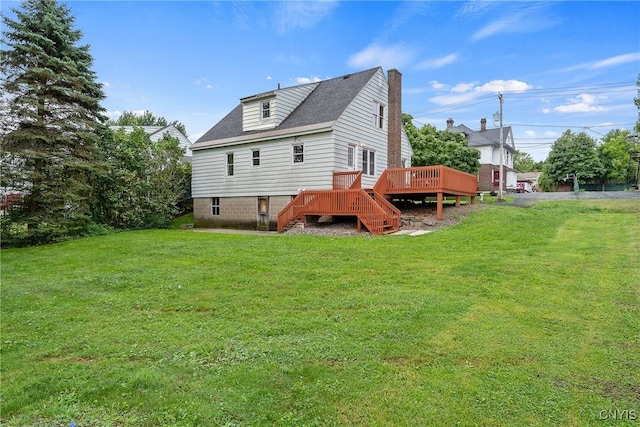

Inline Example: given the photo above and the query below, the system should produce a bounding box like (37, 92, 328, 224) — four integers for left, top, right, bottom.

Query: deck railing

(374, 165, 477, 196)
(371, 190, 401, 230)
(333, 171, 362, 189)
(277, 189, 398, 234)
(278, 165, 477, 233)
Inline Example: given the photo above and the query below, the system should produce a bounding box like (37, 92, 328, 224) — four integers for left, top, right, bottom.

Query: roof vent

(343, 74, 351, 79)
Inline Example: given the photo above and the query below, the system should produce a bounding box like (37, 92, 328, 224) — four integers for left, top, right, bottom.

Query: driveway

(510, 191, 640, 205)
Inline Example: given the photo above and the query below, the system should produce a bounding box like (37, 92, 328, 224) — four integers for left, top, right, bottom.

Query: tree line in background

(1, 0, 190, 247)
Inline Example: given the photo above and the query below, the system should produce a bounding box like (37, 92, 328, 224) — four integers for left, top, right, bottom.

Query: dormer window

(262, 101, 270, 119)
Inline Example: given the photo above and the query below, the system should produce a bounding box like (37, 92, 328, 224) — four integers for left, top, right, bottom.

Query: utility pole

(498, 93, 504, 201)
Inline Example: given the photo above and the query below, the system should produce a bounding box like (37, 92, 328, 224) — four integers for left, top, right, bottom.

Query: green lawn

(1, 200, 638, 426)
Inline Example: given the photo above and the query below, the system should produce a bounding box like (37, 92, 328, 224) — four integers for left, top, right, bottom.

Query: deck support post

(436, 192, 443, 220)
(471, 195, 476, 204)
(455, 195, 461, 207)
(357, 217, 362, 232)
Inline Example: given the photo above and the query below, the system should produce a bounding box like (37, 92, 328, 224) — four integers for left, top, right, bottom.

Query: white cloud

(457, 0, 495, 18)
(101, 81, 111, 88)
(524, 130, 536, 137)
(195, 77, 216, 90)
(347, 43, 416, 70)
(266, 76, 273, 80)
(452, 82, 476, 93)
(105, 110, 122, 119)
(275, 0, 338, 34)
(428, 79, 532, 106)
(296, 76, 322, 84)
(471, 4, 555, 41)
(552, 94, 607, 114)
(416, 53, 459, 70)
(430, 80, 447, 90)
(564, 52, 640, 72)
(475, 79, 532, 93)
(589, 52, 640, 70)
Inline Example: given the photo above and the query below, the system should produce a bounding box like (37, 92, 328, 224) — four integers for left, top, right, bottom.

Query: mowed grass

(1, 200, 638, 426)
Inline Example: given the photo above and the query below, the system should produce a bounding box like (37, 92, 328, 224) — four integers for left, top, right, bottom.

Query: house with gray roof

(191, 67, 412, 231)
(447, 118, 517, 193)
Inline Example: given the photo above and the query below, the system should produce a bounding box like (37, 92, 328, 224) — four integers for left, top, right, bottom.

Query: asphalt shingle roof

(451, 124, 514, 150)
(196, 67, 380, 144)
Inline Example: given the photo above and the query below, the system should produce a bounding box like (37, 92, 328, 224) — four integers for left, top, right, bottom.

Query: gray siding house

(191, 67, 412, 231)
(447, 118, 516, 193)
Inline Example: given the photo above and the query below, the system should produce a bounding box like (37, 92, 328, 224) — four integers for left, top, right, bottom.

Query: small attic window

(261, 101, 271, 119)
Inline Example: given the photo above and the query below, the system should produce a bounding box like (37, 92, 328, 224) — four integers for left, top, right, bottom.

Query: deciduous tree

(514, 150, 536, 172)
(597, 129, 633, 182)
(92, 127, 190, 229)
(109, 110, 188, 137)
(542, 130, 604, 185)
(403, 114, 480, 174)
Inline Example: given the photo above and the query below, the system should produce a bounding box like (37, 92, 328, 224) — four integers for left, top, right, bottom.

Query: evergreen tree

(1, 0, 106, 245)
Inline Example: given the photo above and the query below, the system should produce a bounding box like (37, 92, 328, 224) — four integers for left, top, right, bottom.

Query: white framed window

(372, 101, 385, 129)
(347, 145, 355, 168)
(211, 197, 220, 216)
(362, 148, 375, 176)
(261, 101, 270, 119)
(252, 149, 260, 167)
(226, 152, 234, 176)
(292, 144, 304, 164)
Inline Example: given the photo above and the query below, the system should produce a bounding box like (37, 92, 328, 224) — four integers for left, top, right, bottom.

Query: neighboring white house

(109, 125, 193, 161)
(191, 67, 412, 231)
(447, 118, 517, 193)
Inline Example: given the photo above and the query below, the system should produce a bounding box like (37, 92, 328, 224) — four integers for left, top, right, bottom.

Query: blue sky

(3, 1, 639, 160)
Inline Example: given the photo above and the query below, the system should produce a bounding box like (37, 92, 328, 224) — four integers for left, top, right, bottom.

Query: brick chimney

(446, 118, 454, 129)
(387, 69, 402, 169)
(480, 118, 487, 131)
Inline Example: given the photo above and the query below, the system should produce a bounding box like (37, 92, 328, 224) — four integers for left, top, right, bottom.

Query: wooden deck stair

(277, 166, 477, 235)
(277, 188, 400, 234)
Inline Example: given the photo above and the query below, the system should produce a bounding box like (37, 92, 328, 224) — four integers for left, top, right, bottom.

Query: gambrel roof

(194, 67, 380, 147)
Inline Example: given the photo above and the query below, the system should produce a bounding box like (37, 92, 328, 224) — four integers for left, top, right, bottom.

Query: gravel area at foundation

(285, 203, 484, 236)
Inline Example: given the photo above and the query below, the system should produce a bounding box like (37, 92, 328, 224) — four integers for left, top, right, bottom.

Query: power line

(408, 80, 636, 117)
(507, 122, 636, 128)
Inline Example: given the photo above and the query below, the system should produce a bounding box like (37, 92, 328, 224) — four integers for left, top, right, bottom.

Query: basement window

(211, 197, 220, 216)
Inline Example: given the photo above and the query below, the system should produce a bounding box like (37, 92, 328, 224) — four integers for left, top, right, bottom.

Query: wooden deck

(278, 166, 477, 234)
